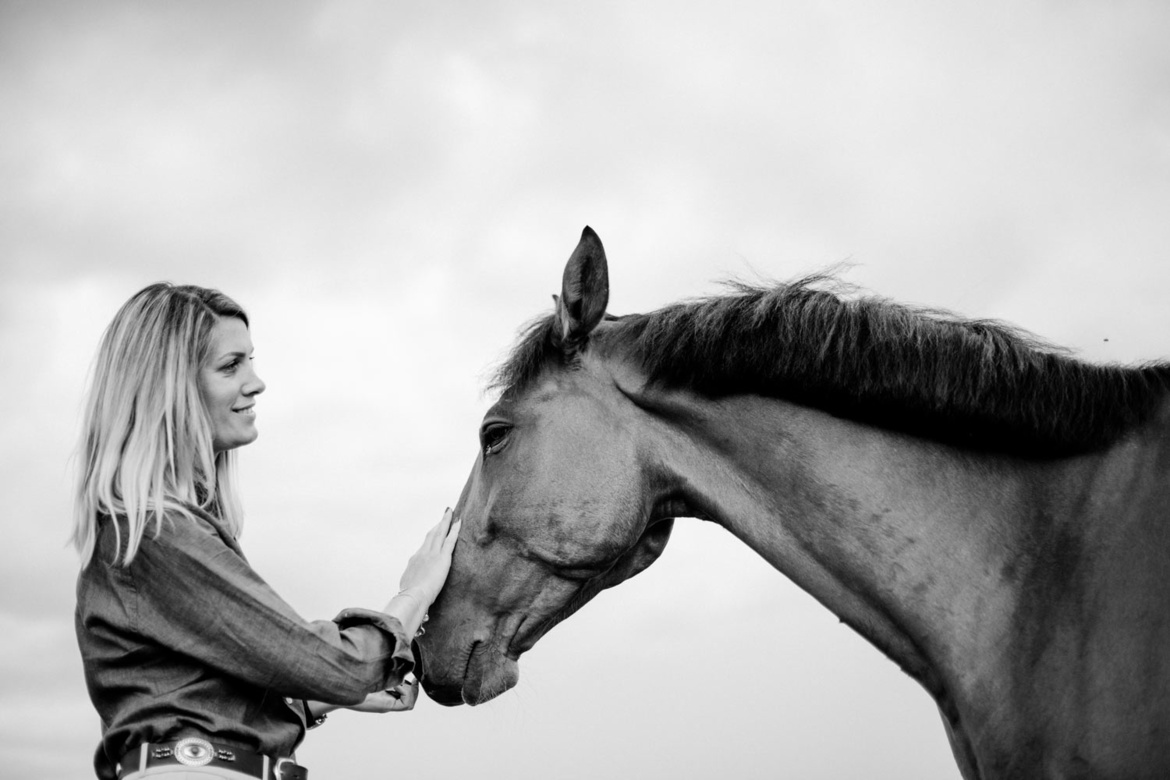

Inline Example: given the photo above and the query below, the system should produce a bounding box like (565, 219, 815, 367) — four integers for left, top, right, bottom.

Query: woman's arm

(125, 506, 460, 706)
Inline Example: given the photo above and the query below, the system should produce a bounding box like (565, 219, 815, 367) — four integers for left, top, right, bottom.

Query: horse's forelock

(490, 314, 561, 398)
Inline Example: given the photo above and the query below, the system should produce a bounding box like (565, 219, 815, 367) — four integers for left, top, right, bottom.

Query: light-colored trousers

(123, 768, 259, 779)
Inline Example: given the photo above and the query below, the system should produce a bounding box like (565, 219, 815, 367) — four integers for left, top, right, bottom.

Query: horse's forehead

(505, 362, 615, 414)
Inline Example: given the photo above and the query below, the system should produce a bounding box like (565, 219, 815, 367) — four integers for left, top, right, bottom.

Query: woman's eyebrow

(214, 349, 249, 362)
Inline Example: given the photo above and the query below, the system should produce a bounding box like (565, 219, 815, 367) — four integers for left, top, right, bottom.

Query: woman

(72, 283, 460, 779)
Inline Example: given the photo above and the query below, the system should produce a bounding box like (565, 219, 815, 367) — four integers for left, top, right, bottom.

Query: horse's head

(418, 227, 675, 705)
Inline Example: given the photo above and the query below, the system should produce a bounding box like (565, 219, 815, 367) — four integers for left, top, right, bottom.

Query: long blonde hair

(73, 283, 250, 566)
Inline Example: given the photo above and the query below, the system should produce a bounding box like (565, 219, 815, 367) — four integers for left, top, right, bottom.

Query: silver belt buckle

(174, 737, 215, 767)
(273, 756, 296, 779)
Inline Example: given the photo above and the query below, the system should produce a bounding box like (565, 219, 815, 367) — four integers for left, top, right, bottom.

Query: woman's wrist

(383, 588, 432, 638)
(303, 699, 337, 728)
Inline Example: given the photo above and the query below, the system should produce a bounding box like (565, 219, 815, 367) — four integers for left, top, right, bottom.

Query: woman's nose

(245, 368, 266, 396)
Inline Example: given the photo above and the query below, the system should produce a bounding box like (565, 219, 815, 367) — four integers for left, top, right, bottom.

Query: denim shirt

(75, 505, 414, 779)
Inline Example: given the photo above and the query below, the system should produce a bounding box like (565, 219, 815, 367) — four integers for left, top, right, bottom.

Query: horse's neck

(643, 390, 1048, 706)
(634, 379, 1170, 775)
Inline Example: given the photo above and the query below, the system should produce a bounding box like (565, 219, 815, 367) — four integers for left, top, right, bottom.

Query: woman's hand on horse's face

(348, 678, 420, 713)
(398, 507, 462, 606)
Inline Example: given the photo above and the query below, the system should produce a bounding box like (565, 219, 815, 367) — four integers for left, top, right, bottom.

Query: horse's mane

(493, 274, 1170, 456)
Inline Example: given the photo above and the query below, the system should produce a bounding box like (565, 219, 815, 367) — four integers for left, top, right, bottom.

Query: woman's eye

(481, 424, 511, 455)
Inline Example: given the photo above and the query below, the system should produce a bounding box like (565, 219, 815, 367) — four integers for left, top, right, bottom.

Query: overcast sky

(3, 1, 1169, 778)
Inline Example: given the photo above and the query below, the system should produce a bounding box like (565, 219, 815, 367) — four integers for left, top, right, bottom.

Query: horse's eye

(480, 423, 511, 456)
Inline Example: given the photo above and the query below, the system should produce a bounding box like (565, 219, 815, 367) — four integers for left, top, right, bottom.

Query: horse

(417, 227, 1170, 779)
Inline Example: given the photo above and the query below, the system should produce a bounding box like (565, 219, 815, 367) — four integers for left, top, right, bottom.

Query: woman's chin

(213, 428, 259, 453)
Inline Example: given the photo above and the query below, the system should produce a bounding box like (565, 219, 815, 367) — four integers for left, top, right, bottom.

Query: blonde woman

(73, 283, 460, 780)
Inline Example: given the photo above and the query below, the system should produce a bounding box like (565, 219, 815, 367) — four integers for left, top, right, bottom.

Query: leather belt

(119, 738, 308, 780)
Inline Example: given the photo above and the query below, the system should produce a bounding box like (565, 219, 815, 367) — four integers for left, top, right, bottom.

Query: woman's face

(199, 316, 266, 453)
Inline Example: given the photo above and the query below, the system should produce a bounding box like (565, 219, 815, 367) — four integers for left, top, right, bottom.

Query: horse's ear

(554, 226, 609, 352)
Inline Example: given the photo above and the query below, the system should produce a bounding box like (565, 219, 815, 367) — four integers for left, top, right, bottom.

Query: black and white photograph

(3, 2, 1169, 778)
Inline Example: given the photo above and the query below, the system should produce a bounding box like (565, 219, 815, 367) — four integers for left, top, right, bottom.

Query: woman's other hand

(348, 676, 420, 713)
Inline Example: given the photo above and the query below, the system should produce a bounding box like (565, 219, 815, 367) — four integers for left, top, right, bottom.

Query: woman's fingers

(420, 509, 445, 547)
(425, 508, 459, 551)
(350, 682, 420, 713)
(388, 677, 420, 710)
(442, 519, 462, 554)
(397, 508, 461, 598)
(423, 507, 454, 548)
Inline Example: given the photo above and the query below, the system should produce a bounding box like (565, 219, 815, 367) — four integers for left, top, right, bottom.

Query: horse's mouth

(420, 638, 520, 707)
(462, 639, 483, 701)
(416, 638, 467, 706)
(459, 639, 520, 705)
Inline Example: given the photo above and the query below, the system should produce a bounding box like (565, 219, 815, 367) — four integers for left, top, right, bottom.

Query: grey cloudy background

(3, 1, 1168, 778)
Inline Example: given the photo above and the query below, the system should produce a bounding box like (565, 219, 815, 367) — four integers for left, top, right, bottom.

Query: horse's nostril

(410, 639, 425, 681)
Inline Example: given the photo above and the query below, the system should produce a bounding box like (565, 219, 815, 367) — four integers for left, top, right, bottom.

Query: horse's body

(418, 228, 1170, 779)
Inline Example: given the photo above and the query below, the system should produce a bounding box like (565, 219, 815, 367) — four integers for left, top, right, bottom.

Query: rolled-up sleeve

(333, 609, 414, 676)
(127, 511, 414, 705)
